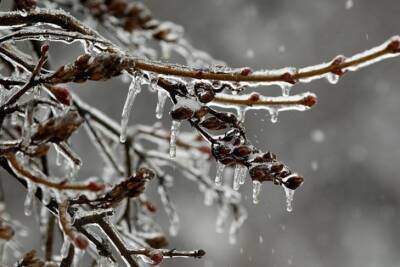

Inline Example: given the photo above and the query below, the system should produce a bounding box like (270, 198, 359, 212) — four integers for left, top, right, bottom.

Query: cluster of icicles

(117, 70, 310, 213)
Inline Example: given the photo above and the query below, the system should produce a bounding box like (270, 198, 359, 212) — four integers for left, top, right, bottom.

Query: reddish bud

(240, 67, 253, 76)
(386, 38, 400, 53)
(303, 94, 317, 107)
(87, 182, 106, 192)
(148, 249, 164, 264)
(74, 235, 89, 250)
(330, 55, 346, 76)
(48, 86, 72, 106)
(170, 107, 194, 120)
(281, 72, 296, 84)
(249, 92, 260, 102)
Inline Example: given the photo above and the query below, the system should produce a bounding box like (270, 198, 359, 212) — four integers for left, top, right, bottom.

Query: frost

(155, 90, 168, 119)
(252, 180, 262, 204)
(215, 162, 225, 186)
(169, 120, 181, 158)
(120, 74, 142, 143)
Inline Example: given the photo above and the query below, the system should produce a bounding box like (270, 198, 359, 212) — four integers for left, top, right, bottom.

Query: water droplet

(283, 185, 295, 212)
(326, 72, 340, 84)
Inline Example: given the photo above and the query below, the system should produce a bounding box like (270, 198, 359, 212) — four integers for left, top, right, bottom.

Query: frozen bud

(263, 152, 276, 161)
(303, 94, 317, 107)
(194, 106, 209, 119)
(87, 182, 106, 192)
(170, 106, 194, 120)
(217, 112, 238, 124)
(48, 86, 72, 106)
(14, 0, 37, 11)
(212, 144, 231, 158)
(200, 117, 227, 130)
(330, 55, 346, 76)
(249, 92, 260, 102)
(74, 234, 89, 250)
(240, 67, 253, 76)
(75, 54, 91, 68)
(32, 110, 84, 144)
(232, 145, 252, 157)
(249, 165, 273, 182)
(280, 72, 296, 84)
(194, 83, 215, 103)
(270, 163, 284, 173)
(41, 43, 49, 54)
(386, 37, 400, 53)
(284, 175, 304, 190)
(148, 249, 164, 265)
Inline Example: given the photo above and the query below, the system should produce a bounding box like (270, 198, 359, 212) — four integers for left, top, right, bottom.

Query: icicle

(281, 83, 292, 96)
(24, 181, 36, 216)
(41, 186, 51, 205)
(169, 120, 181, 158)
(283, 185, 295, 212)
(120, 74, 141, 143)
(155, 90, 168, 119)
(252, 180, 262, 204)
(55, 145, 63, 166)
(269, 109, 279, 123)
(10, 112, 18, 125)
(216, 204, 229, 233)
(237, 107, 246, 123)
(233, 165, 247, 190)
(215, 162, 225, 186)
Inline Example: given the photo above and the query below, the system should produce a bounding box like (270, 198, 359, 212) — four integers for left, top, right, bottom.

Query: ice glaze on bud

(199, 117, 227, 130)
(249, 165, 274, 182)
(170, 106, 194, 120)
(232, 145, 252, 157)
(280, 72, 296, 84)
(303, 94, 317, 108)
(386, 37, 400, 53)
(148, 249, 163, 264)
(330, 55, 346, 76)
(284, 175, 304, 190)
(194, 83, 215, 103)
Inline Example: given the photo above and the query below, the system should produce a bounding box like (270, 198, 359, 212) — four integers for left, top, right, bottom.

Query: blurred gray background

(2, 0, 400, 266)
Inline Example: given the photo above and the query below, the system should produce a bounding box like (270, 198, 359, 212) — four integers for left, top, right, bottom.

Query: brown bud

(48, 86, 72, 106)
(232, 145, 252, 157)
(249, 165, 273, 182)
(240, 67, 253, 76)
(386, 38, 400, 53)
(74, 235, 89, 250)
(284, 175, 304, 190)
(212, 144, 231, 158)
(270, 163, 284, 173)
(170, 107, 194, 120)
(148, 249, 163, 265)
(263, 152, 276, 161)
(200, 117, 227, 130)
(194, 83, 215, 103)
(145, 235, 168, 249)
